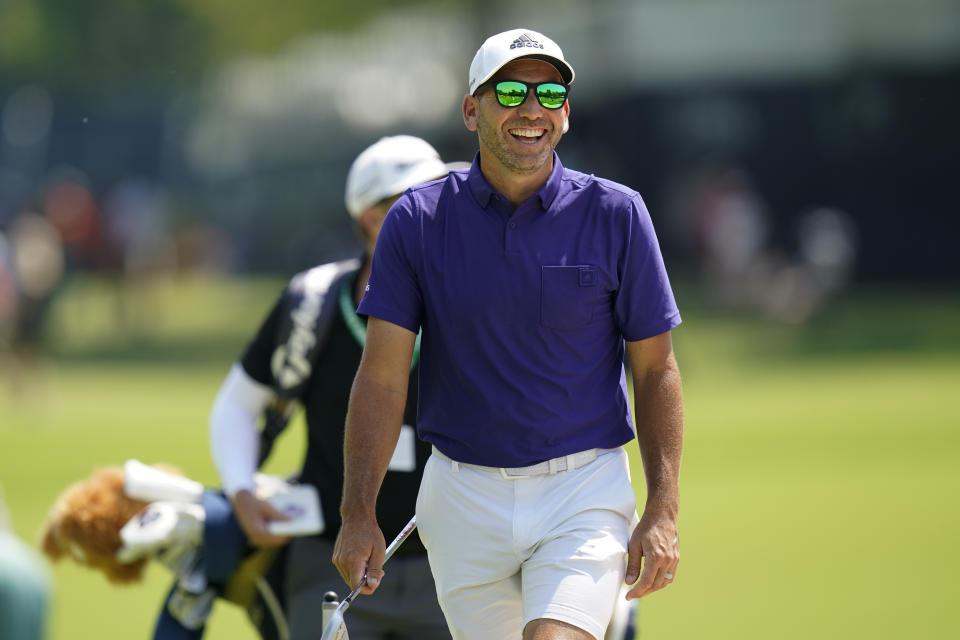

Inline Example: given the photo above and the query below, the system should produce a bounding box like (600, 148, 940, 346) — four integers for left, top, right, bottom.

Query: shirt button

(508, 222, 516, 229)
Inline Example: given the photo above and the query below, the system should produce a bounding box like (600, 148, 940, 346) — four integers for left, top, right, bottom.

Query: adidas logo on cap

(468, 28, 575, 95)
(510, 32, 545, 50)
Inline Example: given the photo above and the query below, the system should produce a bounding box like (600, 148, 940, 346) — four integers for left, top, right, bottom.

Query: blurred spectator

(41, 173, 113, 272)
(667, 160, 859, 324)
(5, 211, 65, 396)
(0, 231, 16, 346)
(102, 178, 178, 335)
(795, 207, 858, 296)
(103, 178, 176, 276)
(764, 207, 859, 324)
(176, 224, 235, 274)
(672, 160, 772, 308)
(0, 488, 52, 640)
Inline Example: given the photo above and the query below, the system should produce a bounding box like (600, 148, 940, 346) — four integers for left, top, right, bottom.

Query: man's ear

(463, 95, 479, 132)
(561, 100, 570, 134)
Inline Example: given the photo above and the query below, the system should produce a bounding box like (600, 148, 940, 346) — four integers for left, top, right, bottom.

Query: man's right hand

(332, 515, 386, 595)
(230, 489, 291, 547)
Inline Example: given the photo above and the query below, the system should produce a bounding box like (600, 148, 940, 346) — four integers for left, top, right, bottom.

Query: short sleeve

(614, 195, 682, 341)
(357, 196, 423, 333)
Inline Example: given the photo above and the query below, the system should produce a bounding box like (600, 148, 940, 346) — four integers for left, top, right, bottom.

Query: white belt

(431, 446, 615, 479)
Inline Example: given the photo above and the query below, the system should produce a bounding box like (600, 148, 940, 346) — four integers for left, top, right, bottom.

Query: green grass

(645, 358, 958, 639)
(1, 275, 957, 639)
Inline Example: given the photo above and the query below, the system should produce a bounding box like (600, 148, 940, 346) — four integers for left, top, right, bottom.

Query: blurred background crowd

(2, 0, 957, 351)
(1, 1, 958, 638)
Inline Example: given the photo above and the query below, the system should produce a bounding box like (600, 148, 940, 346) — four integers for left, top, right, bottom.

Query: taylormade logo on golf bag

(272, 310, 318, 390)
(271, 264, 340, 389)
(510, 33, 545, 50)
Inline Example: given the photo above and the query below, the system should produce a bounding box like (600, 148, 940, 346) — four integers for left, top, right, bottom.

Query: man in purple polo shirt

(334, 28, 684, 640)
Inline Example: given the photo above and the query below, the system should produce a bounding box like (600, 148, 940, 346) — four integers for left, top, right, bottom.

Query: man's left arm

(623, 330, 684, 599)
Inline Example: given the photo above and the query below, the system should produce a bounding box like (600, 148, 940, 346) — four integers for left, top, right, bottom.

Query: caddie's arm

(333, 316, 416, 595)
(624, 330, 684, 599)
(210, 364, 290, 546)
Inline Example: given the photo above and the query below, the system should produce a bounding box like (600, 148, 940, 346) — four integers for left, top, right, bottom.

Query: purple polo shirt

(358, 153, 680, 467)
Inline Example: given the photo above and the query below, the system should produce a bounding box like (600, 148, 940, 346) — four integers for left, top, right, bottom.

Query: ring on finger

(664, 572, 674, 580)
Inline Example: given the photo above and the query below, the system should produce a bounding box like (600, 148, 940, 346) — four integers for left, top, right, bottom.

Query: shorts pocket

(540, 265, 600, 330)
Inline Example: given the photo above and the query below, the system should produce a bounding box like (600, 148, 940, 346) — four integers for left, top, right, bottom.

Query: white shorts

(416, 446, 638, 640)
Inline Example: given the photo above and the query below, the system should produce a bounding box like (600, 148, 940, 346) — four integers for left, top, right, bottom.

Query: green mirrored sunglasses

(478, 80, 570, 110)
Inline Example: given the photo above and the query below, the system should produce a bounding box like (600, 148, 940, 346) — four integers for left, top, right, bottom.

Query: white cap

(345, 135, 451, 219)
(468, 28, 575, 96)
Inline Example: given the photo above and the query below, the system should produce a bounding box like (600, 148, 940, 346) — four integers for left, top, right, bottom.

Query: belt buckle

(498, 449, 604, 479)
(500, 467, 524, 480)
(565, 449, 598, 472)
(499, 461, 544, 479)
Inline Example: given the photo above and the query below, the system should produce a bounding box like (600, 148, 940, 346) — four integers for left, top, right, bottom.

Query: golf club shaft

(320, 516, 419, 640)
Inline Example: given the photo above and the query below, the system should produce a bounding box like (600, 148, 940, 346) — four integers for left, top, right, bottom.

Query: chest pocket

(540, 265, 607, 331)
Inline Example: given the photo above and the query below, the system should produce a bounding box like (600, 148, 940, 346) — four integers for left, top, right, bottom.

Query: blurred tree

(0, 0, 455, 97)
(1, 0, 209, 96)
(190, 0, 451, 59)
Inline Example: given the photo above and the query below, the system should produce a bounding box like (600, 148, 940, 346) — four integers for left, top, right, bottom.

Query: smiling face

(464, 58, 570, 181)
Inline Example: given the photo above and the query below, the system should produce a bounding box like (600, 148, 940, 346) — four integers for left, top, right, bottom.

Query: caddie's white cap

(468, 28, 575, 96)
(345, 135, 454, 219)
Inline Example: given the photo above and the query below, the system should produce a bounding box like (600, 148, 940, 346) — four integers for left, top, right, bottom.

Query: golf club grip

(342, 515, 418, 607)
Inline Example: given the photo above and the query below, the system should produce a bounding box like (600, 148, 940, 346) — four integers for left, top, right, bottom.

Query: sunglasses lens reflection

(493, 81, 567, 110)
(495, 81, 528, 107)
(536, 83, 567, 109)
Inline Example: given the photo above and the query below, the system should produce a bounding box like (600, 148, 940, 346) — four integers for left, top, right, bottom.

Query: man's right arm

(333, 317, 416, 594)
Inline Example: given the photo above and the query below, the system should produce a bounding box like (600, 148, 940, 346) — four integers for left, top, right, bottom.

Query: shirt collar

(467, 151, 565, 211)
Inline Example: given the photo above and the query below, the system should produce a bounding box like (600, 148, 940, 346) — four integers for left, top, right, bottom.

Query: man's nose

(517, 92, 545, 118)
